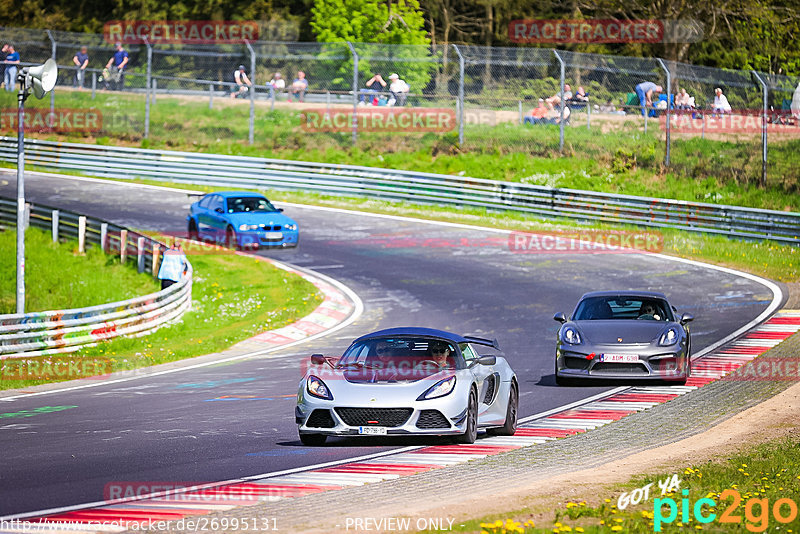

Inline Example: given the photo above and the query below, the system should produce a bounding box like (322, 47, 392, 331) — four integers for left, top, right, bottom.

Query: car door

(460, 343, 496, 419)
(206, 195, 228, 241)
(195, 195, 214, 237)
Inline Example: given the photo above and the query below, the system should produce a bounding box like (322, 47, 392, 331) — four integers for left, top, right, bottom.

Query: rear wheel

(299, 433, 327, 446)
(488, 381, 518, 436)
(454, 388, 478, 444)
(225, 226, 238, 249)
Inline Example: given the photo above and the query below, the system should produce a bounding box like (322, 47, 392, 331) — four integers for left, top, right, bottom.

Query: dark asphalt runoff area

(0, 170, 781, 516)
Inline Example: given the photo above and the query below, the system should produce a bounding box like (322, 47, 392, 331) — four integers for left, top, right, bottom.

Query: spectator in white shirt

(713, 87, 732, 114)
(387, 73, 409, 106)
(268, 72, 285, 100)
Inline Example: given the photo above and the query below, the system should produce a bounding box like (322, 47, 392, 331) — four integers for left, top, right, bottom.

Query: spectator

(570, 86, 589, 103)
(1, 44, 8, 90)
(546, 84, 572, 109)
(387, 73, 409, 106)
(104, 42, 128, 90)
(230, 65, 252, 99)
(634, 81, 662, 116)
(288, 71, 308, 102)
(547, 105, 571, 125)
(268, 72, 285, 100)
(674, 87, 691, 110)
(523, 99, 549, 124)
(157, 242, 190, 290)
(712, 87, 732, 114)
(4, 44, 20, 93)
(792, 81, 800, 121)
(359, 73, 386, 105)
(73, 46, 89, 89)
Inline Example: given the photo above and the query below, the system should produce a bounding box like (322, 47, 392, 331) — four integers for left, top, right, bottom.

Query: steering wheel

(637, 314, 656, 320)
(418, 359, 442, 368)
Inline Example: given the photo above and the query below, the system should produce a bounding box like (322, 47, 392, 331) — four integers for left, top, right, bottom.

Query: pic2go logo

(654, 489, 799, 532)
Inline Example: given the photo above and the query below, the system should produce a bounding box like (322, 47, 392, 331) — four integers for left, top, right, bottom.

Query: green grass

(1, 89, 798, 211)
(0, 251, 322, 390)
(417, 438, 800, 533)
(0, 226, 159, 313)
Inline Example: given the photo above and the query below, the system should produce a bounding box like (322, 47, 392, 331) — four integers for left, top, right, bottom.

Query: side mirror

(214, 207, 224, 214)
(475, 355, 496, 366)
(553, 312, 567, 324)
(680, 313, 694, 325)
(310, 354, 326, 365)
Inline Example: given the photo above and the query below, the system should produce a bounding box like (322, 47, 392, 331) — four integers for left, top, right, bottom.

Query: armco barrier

(0, 197, 192, 358)
(1, 138, 799, 244)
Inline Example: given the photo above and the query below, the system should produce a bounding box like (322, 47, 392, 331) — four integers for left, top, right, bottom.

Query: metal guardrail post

(78, 215, 86, 253)
(46, 30, 56, 114)
(100, 222, 107, 252)
(137, 236, 145, 273)
(656, 58, 671, 166)
(144, 38, 152, 139)
(751, 71, 768, 188)
(51, 209, 59, 242)
(347, 42, 358, 147)
(120, 229, 128, 263)
(452, 45, 465, 146)
(553, 50, 565, 151)
(245, 40, 256, 145)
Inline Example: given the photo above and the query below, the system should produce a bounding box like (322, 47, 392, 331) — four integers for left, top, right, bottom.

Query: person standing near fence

(3, 44, 20, 92)
(105, 42, 128, 90)
(73, 46, 89, 89)
(157, 242, 189, 290)
(634, 81, 662, 117)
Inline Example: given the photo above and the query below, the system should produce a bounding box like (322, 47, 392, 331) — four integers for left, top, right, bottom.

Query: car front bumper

(556, 345, 689, 380)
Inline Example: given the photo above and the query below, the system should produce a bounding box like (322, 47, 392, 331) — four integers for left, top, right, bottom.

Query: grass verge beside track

(0, 226, 159, 313)
(0, 246, 322, 391)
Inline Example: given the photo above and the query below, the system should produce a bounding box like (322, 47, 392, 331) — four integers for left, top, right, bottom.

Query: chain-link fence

(1, 25, 798, 189)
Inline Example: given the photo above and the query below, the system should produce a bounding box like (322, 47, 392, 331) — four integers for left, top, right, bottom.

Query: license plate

(264, 231, 283, 239)
(358, 426, 388, 435)
(600, 353, 639, 363)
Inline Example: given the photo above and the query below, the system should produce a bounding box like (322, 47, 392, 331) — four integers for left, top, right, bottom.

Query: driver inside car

(429, 341, 454, 368)
(638, 301, 662, 321)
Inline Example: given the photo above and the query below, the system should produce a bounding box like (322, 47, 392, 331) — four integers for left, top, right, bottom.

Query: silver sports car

(295, 327, 519, 445)
(554, 291, 693, 384)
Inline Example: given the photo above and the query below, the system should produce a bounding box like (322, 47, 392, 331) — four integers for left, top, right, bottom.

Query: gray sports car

(295, 327, 518, 445)
(554, 291, 693, 384)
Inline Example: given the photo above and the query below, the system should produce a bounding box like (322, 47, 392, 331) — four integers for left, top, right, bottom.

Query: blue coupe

(186, 191, 299, 249)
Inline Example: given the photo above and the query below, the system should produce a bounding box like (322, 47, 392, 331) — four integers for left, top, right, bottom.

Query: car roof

(353, 327, 469, 344)
(580, 290, 668, 300)
(206, 191, 267, 199)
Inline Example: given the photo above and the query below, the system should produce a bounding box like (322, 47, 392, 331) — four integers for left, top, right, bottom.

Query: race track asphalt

(0, 171, 780, 516)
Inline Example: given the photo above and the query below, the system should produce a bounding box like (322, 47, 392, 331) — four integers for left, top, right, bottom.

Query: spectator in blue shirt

(73, 46, 89, 89)
(104, 42, 129, 90)
(635, 81, 662, 117)
(4, 44, 20, 92)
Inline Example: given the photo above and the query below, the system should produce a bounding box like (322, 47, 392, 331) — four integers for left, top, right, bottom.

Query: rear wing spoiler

(463, 335, 500, 351)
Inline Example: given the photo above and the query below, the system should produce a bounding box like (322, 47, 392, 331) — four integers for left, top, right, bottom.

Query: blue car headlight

(284, 223, 298, 231)
(659, 327, 679, 346)
(238, 224, 260, 231)
(561, 326, 582, 345)
(417, 376, 456, 400)
(306, 375, 333, 400)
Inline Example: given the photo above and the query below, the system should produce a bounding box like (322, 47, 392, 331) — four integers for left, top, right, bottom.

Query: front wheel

(454, 388, 478, 444)
(299, 433, 327, 446)
(487, 382, 518, 436)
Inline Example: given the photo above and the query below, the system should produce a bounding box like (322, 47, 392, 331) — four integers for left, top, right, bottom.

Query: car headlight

(306, 375, 333, 400)
(238, 224, 259, 231)
(561, 326, 582, 345)
(284, 223, 297, 231)
(659, 328, 679, 346)
(417, 376, 456, 401)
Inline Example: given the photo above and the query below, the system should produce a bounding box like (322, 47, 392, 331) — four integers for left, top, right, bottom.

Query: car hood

(226, 211, 296, 226)
(573, 320, 677, 344)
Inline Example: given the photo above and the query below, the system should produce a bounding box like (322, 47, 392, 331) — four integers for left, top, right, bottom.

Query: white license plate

(358, 426, 388, 435)
(600, 353, 639, 363)
(264, 231, 283, 239)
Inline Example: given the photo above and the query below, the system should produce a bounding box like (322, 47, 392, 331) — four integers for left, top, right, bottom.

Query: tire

(225, 226, 238, 250)
(188, 219, 198, 241)
(488, 381, 518, 436)
(554, 361, 572, 386)
(454, 388, 478, 444)
(299, 433, 327, 446)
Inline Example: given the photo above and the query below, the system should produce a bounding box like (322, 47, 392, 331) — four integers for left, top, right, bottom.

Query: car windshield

(337, 337, 460, 382)
(573, 296, 673, 321)
(226, 196, 277, 213)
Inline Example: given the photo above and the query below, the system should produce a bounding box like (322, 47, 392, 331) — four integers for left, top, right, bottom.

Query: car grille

(334, 407, 413, 427)
(416, 410, 450, 429)
(564, 356, 591, 370)
(306, 409, 335, 428)
(592, 362, 649, 375)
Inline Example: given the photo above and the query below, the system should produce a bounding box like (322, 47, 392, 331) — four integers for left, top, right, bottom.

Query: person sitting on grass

(546, 84, 572, 109)
(523, 99, 549, 124)
(288, 71, 308, 102)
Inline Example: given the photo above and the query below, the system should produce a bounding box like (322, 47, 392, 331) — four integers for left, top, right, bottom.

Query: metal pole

(52, 210, 59, 242)
(92, 71, 96, 99)
(16, 81, 26, 314)
(144, 38, 152, 139)
(452, 45, 465, 145)
(553, 50, 565, 151)
(656, 58, 671, 166)
(209, 83, 214, 109)
(347, 42, 358, 146)
(751, 71, 768, 188)
(245, 40, 256, 145)
(518, 100, 523, 124)
(46, 30, 56, 115)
